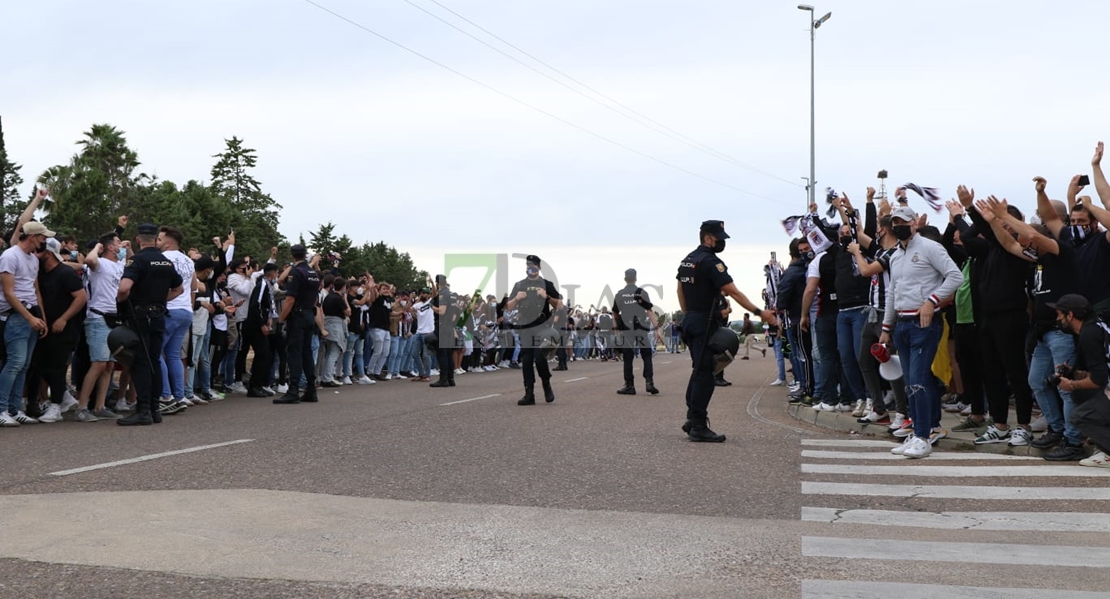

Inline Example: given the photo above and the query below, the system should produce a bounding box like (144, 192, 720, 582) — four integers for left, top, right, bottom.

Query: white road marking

(801, 439, 899, 448)
(563, 377, 588, 382)
(746, 385, 809, 434)
(802, 464, 1110, 477)
(801, 507, 1110, 532)
(802, 536, 1110, 566)
(439, 394, 501, 406)
(802, 580, 1110, 599)
(801, 449, 1040, 461)
(49, 439, 254, 476)
(801, 481, 1110, 500)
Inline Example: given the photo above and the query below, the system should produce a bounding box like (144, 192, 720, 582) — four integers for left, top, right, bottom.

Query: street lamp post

(798, 5, 831, 212)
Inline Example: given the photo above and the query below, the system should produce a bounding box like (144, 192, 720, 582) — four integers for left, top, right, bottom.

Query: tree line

(0, 117, 428, 290)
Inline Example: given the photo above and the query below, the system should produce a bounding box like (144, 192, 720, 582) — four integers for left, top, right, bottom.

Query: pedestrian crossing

(798, 437, 1110, 598)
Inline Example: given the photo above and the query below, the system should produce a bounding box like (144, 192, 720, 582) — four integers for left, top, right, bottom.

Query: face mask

(357, 286, 365, 294)
(802, 250, 815, 262)
(839, 235, 853, 248)
(36, 242, 47, 254)
(711, 239, 726, 253)
(400, 300, 408, 306)
(1070, 225, 1093, 244)
(526, 266, 539, 277)
(117, 247, 127, 261)
(892, 225, 913, 241)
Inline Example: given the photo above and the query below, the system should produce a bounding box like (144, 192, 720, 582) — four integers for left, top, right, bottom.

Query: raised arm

(1091, 142, 1110, 209)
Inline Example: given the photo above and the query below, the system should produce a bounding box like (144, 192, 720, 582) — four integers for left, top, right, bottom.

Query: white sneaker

(356, 376, 373, 385)
(1008, 427, 1033, 447)
(975, 425, 1012, 445)
(813, 401, 835, 411)
(892, 418, 915, 438)
(114, 398, 133, 413)
(891, 436, 915, 455)
(341, 376, 352, 385)
(383, 373, 393, 381)
(959, 403, 973, 416)
(13, 411, 39, 425)
(851, 399, 866, 417)
(1080, 451, 1110, 468)
(39, 403, 63, 423)
(903, 436, 932, 459)
(941, 395, 962, 412)
(430, 369, 439, 376)
(231, 382, 248, 394)
(190, 394, 209, 405)
(61, 391, 79, 413)
(276, 384, 289, 394)
(180, 397, 195, 407)
(929, 427, 948, 445)
(1030, 416, 1048, 433)
(394, 373, 409, 379)
(769, 379, 785, 386)
(0, 412, 18, 427)
(834, 402, 855, 412)
(887, 412, 906, 433)
(454, 368, 465, 375)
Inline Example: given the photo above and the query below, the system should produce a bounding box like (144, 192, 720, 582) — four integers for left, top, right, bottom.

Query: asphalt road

(2, 354, 1108, 598)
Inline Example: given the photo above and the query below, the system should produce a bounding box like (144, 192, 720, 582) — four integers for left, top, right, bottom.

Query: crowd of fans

(764, 142, 1110, 466)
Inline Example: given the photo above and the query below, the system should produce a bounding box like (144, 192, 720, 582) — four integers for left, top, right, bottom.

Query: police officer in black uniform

(507, 255, 562, 405)
(116, 223, 184, 426)
(429, 275, 459, 388)
(274, 244, 322, 404)
(676, 220, 775, 442)
(614, 268, 661, 395)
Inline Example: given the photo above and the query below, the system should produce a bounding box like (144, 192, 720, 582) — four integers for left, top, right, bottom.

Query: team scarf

(901, 183, 943, 212)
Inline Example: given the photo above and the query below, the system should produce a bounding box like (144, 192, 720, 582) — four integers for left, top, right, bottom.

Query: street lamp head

(814, 11, 832, 27)
(797, 4, 814, 11)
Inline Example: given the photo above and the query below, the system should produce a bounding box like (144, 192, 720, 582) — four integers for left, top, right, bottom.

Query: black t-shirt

(676, 245, 732, 313)
(1031, 241, 1079, 322)
(369, 294, 393, 330)
(613, 283, 653, 331)
(284, 263, 321, 310)
(347, 292, 365, 334)
(510, 277, 561, 329)
(1073, 319, 1110, 404)
(121, 247, 183, 307)
(322, 291, 347, 318)
(39, 263, 85, 333)
(1060, 228, 1110, 306)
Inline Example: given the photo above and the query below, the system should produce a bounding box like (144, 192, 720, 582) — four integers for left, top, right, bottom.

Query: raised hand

(945, 199, 966, 218)
(1068, 174, 1085, 197)
(878, 198, 892, 217)
(1093, 141, 1104, 166)
(956, 185, 975, 208)
(973, 199, 995, 222)
(984, 195, 1009, 219)
(866, 187, 876, 201)
(1033, 176, 1047, 193)
(117, 215, 129, 228)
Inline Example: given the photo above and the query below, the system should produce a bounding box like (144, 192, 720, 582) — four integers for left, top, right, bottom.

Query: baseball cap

(42, 237, 63, 261)
(699, 220, 730, 239)
(1047, 293, 1092, 318)
(891, 206, 917, 222)
(526, 255, 542, 267)
(22, 221, 56, 237)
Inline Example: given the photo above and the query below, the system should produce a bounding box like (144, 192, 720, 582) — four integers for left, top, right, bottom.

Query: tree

(0, 116, 27, 235)
(210, 137, 284, 259)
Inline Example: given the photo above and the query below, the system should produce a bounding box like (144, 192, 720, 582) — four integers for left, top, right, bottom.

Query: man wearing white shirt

(0, 221, 52, 426)
(73, 232, 128, 420)
(156, 226, 197, 413)
(224, 257, 259, 394)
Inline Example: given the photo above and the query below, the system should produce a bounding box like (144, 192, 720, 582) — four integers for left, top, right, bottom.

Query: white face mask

(358, 286, 365, 294)
(400, 300, 408, 306)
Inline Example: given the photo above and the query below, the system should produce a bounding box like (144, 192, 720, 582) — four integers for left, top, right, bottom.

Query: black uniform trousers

(242, 322, 271, 390)
(617, 330, 654, 384)
(681, 312, 717, 421)
(131, 312, 166, 415)
(269, 327, 287, 385)
(518, 328, 551, 390)
(27, 330, 78, 406)
(286, 309, 316, 394)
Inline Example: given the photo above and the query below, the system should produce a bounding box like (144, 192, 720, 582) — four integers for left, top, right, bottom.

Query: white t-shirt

(806, 252, 825, 319)
(0, 246, 39, 312)
(413, 300, 435, 334)
(86, 258, 124, 316)
(163, 249, 195, 312)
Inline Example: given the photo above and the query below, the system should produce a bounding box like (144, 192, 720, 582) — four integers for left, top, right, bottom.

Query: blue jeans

(366, 328, 390, 377)
(772, 335, 786, 381)
(893, 317, 943, 439)
(185, 325, 212, 398)
(0, 313, 37, 415)
(409, 332, 431, 376)
(160, 309, 192, 400)
(222, 322, 241, 385)
(343, 332, 364, 378)
(836, 308, 869, 400)
(1028, 330, 1080, 445)
(387, 335, 408, 375)
(814, 314, 849, 403)
(785, 326, 808, 392)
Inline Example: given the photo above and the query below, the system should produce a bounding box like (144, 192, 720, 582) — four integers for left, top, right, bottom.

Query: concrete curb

(787, 403, 1048, 457)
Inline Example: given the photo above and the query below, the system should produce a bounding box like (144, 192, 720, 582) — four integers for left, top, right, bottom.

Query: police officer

(614, 268, 661, 395)
(274, 244, 322, 404)
(676, 220, 775, 442)
(507, 255, 562, 405)
(116, 223, 184, 426)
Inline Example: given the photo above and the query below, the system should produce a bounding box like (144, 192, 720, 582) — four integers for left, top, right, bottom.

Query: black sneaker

(616, 385, 636, 395)
(517, 393, 536, 406)
(321, 380, 342, 388)
(542, 382, 555, 403)
(117, 411, 153, 426)
(247, 388, 269, 398)
(429, 380, 450, 388)
(688, 421, 726, 443)
(273, 393, 301, 405)
(1044, 442, 1087, 461)
(1031, 429, 1064, 449)
(645, 382, 660, 395)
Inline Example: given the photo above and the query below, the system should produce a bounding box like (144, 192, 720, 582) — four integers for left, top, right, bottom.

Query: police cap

(699, 220, 730, 239)
(624, 268, 637, 279)
(137, 223, 159, 236)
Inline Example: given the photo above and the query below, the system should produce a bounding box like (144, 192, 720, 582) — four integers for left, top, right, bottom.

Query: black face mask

(802, 250, 815, 262)
(839, 236, 853, 248)
(892, 225, 913, 241)
(1070, 225, 1094, 244)
(36, 243, 47, 254)
(711, 239, 726, 253)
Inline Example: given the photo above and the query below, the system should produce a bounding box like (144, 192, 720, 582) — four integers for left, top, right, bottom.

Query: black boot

(542, 380, 555, 403)
(687, 419, 726, 443)
(430, 372, 451, 388)
(518, 388, 536, 405)
(617, 383, 636, 395)
(117, 405, 153, 426)
(645, 379, 659, 395)
(681, 409, 694, 433)
(273, 388, 301, 404)
(300, 387, 319, 403)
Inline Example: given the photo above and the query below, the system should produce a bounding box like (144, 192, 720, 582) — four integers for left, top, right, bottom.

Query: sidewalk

(787, 402, 1050, 457)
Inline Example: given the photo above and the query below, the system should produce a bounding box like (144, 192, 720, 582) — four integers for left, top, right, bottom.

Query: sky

(5, 0, 1110, 313)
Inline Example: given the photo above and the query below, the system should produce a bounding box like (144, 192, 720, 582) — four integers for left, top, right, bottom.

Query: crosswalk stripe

(801, 580, 1109, 599)
(801, 507, 1110, 532)
(801, 481, 1110, 500)
(802, 536, 1110, 566)
(801, 449, 1040, 461)
(802, 464, 1110, 478)
(801, 439, 899, 448)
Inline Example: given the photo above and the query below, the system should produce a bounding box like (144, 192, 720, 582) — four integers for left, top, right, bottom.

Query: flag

(902, 183, 943, 212)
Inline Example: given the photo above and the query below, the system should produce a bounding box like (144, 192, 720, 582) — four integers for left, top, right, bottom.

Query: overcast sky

(5, 1, 1108, 313)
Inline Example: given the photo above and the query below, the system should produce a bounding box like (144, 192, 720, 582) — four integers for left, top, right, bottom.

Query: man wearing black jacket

(777, 238, 814, 404)
(1050, 294, 1102, 463)
(244, 263, 277, 397)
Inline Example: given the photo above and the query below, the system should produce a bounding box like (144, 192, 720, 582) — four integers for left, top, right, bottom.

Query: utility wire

(420, 0, 802, 188)
(300, 0, 792, 204)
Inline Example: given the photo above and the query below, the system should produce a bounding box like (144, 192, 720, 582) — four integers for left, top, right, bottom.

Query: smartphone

(770, 251, 777, 263)
(1079, 175, 1091, 187)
